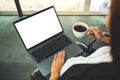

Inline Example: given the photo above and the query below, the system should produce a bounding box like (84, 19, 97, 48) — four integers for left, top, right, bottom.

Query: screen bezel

(13, 6, 64, 51)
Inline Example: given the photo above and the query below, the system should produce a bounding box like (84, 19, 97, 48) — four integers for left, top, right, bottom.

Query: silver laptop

(14, 6, 83, 76)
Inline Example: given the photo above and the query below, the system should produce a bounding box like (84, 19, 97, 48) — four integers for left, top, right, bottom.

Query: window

(0, 0, 110, 12)
(90, 0, 110, 12)
(0, 0, 17, 11)
(18, 0, 86, 12)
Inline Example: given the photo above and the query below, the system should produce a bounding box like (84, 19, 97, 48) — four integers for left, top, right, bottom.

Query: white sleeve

(60, 56, 87, 76)
(60, 46, 112, 76)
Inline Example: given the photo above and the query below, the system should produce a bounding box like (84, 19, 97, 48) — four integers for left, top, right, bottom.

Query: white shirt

(60, 46, 112, 76)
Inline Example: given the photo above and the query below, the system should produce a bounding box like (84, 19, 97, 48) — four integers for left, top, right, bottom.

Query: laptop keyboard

(31, 35, 72, 63)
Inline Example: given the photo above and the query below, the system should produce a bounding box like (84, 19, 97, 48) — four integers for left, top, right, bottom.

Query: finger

(53, 54, 57, 60)
(92, 27, 102, 36)
(62, 51, 65, 61)
(87, 31, 90, 35)
(57, 51, 62, 59)
(55, 51, 61, 59)
(91, 35, 95, 39)
(87, 30, 94, 35)
(60, 51, 63, 59)
(90, 27, 101, 34)
(58, 51, 64, 60)
(62, 51, 65, 55)
(56, 51, 65, 60)
(61, 51, 65, 59)
(88, 31, 95, 38)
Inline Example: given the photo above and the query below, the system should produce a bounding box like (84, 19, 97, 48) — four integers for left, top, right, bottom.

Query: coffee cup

(72, 22, 88, 38)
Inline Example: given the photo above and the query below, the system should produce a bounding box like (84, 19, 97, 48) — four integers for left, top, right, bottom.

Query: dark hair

(111, 0, 120, 67)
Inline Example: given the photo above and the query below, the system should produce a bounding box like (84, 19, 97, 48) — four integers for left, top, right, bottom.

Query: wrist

(50, 72, 59, 80)
(98, 36, 110, 44)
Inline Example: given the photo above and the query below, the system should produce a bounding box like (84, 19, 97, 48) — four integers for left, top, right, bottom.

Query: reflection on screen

(15, 7, 62, 49)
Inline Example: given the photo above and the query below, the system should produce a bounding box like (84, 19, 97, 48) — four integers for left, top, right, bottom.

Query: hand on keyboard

(50, 51, 65, 80)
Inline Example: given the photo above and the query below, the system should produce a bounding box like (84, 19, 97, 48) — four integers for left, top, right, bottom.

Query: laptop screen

(14, 6, 63, 49)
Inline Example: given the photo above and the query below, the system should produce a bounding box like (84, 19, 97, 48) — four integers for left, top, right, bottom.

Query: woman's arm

(49, 51, 65, 80)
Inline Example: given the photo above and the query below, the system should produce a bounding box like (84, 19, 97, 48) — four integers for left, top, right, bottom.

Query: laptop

(14, 6, 83, 76)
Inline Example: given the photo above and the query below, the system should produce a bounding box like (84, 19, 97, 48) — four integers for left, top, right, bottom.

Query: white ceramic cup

(72, 22, 88, 38)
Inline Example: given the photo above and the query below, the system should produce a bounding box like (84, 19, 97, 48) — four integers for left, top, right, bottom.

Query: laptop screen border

(13, 6, 64, 51)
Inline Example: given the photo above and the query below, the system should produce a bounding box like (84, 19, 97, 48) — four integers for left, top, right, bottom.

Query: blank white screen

(15, 7, 62, 49)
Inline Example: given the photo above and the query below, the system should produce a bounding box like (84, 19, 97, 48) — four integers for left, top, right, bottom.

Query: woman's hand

(87, 27, 104, 42)
(87, 27, 110, 44)
(50, 51, 65, 80)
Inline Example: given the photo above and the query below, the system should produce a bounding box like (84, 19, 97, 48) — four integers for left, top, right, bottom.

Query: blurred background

(0, 0, 110, 80)
(0, 0, 110, 12)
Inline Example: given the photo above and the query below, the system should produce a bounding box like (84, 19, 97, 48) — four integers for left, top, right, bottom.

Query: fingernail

(63, 51, 65, 54)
